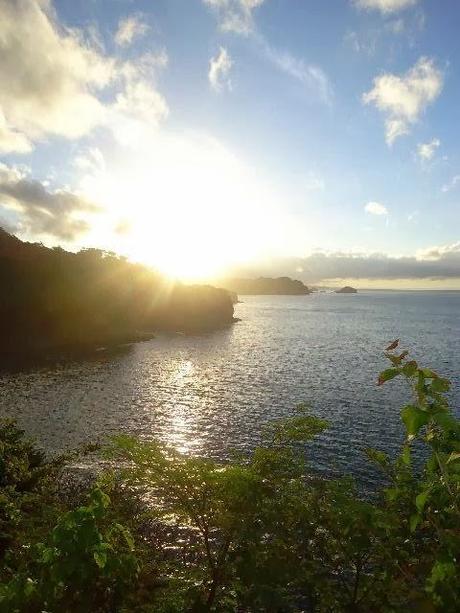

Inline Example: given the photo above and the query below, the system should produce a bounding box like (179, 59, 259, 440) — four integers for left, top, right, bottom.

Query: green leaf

(402, 361, 418, 377)
(426, 560, 457, 593)
(40, 546, 56, 564)
(401, 405, 430, 438)
(415, 489, 430, 513)
(401, 444, 411, 466)
(421, 368, 439, 379)
(93, 549, 107, 569)
(91, 488, 110, 509)
(377, 368, 400, 386)
(114, 523, 135, 549)
(23, 578, 36, 598)
(430, 377, 450, 393)
(365, 448, 389, 467)
(386, 487, 399, 502)
(447, 451, 460, 464)
(410, 513, 421, 532)
(433, 412, 459, 434)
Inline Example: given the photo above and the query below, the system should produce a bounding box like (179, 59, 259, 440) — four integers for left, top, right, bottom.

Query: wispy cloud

(441, 175, 460, 193)
(417, 138, 440, 161)
(209, 47, 233, 92)
(258, 38, 333, 105)
(203, 0, 265, 35)
(352, 0, 418, 15)
(115, 15, 149, 47)
(203, 0, 331, 104)
(345, 8, 425, 56)
(363, 57, 443, 145)
(344, 30, 378, 56)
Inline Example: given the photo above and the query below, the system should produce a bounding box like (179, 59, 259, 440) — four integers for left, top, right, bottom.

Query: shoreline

(0, 319, 241, 372)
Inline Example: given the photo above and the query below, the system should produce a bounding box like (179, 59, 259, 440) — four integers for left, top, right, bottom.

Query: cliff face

(0, 229, 235, 359)
(220, 277, 312, 296)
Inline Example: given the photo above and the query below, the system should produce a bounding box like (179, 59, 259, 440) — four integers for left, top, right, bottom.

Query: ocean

(1, 291, 459, 488)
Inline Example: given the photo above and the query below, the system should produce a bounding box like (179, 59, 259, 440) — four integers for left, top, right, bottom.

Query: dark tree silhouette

(0, 228, 234, 361)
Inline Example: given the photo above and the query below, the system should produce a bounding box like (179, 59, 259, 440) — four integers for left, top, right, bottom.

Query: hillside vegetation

(0, 229, 235, 361)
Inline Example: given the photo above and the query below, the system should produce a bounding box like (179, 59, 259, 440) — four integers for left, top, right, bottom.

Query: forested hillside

(0, 229, 235, 360)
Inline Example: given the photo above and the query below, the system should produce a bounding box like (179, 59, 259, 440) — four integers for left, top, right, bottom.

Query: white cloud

(0, 0, 116, 153)
(0, 1, 169, 154)
(363, 57, 443, 145)
(365, 201, 388, 215)
(114, 79, 169, 124)
(209, 47, 233, 92)
(353, 0, 418, 14)
(417, 138, 440, 161)
(115, 15, 149, 47)
(108, 52, 169, 145)
(203, 0, 265, 35)
(0, 110, 33, 154)
(441, 175, 460, 193)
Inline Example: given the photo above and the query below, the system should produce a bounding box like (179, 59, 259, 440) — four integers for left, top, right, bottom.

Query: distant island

(335, 286, 358, 293)
(0, 228, 235, 363)
(219, 277, 312, 296)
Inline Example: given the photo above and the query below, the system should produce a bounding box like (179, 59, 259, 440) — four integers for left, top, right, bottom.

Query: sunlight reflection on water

(1, 291, 459, 488)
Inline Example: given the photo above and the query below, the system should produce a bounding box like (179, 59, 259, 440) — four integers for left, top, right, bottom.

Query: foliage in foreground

(0, 342, 459, 612)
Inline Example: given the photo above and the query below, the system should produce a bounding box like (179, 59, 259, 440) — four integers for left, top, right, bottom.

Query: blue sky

(0, 0, 459, 286)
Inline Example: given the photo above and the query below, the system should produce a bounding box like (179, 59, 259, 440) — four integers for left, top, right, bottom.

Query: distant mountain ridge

(220, 277, 312, 296)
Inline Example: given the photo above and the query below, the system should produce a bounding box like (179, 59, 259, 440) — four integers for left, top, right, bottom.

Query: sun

(79, 131, 285, 281)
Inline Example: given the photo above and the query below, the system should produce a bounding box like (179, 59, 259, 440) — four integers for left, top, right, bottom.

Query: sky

(0, 0, 459, 287)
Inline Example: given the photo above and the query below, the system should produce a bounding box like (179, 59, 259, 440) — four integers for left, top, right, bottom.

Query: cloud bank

(229, 244, 460, 284)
